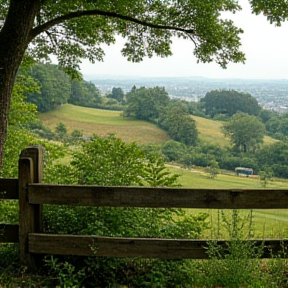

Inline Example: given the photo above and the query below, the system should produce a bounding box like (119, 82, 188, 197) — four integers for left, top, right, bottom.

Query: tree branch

(29, 9, 195, 41)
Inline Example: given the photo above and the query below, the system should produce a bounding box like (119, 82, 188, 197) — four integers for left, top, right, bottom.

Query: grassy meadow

(39, 104, 169, 144)
(191, 115, 230, 146)
(191, 115, 277, 146)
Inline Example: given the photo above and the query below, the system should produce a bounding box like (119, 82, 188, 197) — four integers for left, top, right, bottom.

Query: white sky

(80, 0, 288, 79)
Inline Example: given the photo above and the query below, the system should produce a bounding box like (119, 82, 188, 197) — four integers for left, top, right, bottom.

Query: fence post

(19, 146, 44, 269)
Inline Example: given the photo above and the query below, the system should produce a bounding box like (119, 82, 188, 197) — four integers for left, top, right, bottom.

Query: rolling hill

(39, 103, 277, 146)
(39, 104, 169, 144)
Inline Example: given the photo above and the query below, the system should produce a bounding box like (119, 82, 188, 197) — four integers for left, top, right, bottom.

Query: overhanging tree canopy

(0, 0, 285, 167)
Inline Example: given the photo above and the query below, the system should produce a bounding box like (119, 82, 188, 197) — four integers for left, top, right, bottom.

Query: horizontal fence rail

(29, 234, 288, 259)
(2, 147, 288, 270)
(29, 184, 288, 209)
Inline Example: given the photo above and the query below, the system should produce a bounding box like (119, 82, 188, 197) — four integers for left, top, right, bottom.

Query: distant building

(235, 167, 253, 177)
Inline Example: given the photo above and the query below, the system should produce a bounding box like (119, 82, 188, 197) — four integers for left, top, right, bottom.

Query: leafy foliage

(0, 73, 39, 177)
(206, 159, 220, 179)
(69, 79, 103, 108)
(71, 134, 146, 186)
(201, 90, 261, 118)
(159, 100, 198, 146)
(124, 86, 170, 121)
(255, 142, 288, 178)
(222, 112, 266, 153)
(26, 63, 71, 112)
(106, 87, 125, 103)
(197, 210, 265, 288)
(251, 0, 288, 26)
(43, 134, 208, 287)
(19, 0, 246, 70)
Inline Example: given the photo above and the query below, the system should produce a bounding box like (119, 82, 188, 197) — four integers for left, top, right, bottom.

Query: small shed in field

(235, 167, 253, 177)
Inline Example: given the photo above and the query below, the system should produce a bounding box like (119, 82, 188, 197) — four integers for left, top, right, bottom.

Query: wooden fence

(1, 146, 288, 270)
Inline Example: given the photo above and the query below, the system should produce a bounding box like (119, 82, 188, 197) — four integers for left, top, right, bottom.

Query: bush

(43, 135, 209, 287)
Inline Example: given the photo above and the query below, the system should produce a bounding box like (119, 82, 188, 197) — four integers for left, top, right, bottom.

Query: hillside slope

(39, 104, 170, 144)
(192, 115, 277, 146)
(39, 104, 277, 146)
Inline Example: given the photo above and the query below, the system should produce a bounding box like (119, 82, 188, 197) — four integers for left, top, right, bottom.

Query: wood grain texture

(0, 178, 18, 199)
(29, 233, 288, 259)
(0, 224, 19, 243)
(28, 184, 288, 209)
(19, 146, 44, 269)
(18, 157, 35, 267)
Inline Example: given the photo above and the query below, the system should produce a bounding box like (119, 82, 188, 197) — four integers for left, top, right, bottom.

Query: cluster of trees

(198, 89, 288, 142)
(222, 112, 266, 153)
(200, 90, 261, 118)
(24, 63, 103, 112)
(260, 110, 288, 139)
(124, 86, 198, 146)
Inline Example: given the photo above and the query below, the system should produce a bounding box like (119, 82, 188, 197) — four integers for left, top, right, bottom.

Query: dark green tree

(69, 79, 102, 107)
(277, 113, 288, 136)
(27, 63, 71, 112)
(55, 122, 67, 140)
(201, 90, 261, 118)
(222, 112, 266, 153)
(255, 142, 288, 178)
(107, 87, 125, 103)
(124, 86, 170, 121)
(160, 101, 198, 146)
(162, 140, 187, 162)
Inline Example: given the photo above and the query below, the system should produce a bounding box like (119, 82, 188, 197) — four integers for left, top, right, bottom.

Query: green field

(191, 115, 277, 146)
(166, 165, 288, 239)
(39, 104, 169, 144)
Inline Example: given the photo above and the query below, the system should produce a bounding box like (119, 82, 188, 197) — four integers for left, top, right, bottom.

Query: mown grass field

(191, 115, 277, 146)
(166, 165, 288, 239)
(191, 115, 230, 146)
(39, 104, 169, 144)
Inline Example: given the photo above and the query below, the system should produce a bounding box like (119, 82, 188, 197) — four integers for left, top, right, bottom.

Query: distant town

(86, 76, 288, 113)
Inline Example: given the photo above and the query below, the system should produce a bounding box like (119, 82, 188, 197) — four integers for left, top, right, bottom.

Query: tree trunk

(0, 0, 40, 168)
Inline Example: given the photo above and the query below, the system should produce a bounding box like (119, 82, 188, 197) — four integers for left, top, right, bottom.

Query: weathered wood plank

(0, 224, 19, 243)
(19, 157, 35, 267)
(28, 233, 213, 258)
(0, 178, 18, 199)
(20, 146, 44, 232)
(28, 233, 288, 259)
(28, 184, 288, 209)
